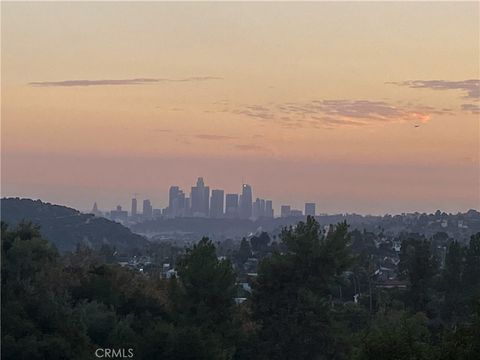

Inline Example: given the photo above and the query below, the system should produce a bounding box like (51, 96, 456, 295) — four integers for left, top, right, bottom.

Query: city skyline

(2, 2, 479, 215)
(94, 176, 314, 221)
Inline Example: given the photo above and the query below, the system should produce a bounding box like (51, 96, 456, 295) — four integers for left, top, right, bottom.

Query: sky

(2, 1, 479, 215)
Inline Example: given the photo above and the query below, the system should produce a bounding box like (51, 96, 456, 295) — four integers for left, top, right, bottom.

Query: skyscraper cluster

(167, 178, 266, 220)
(165, 177, 316, 220)
(98, 177, 316, 223)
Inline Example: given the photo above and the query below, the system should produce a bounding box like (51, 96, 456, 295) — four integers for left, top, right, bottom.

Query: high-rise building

(252, 198, 266, 219)
(169, 186, 186, 217)
(111, 205, 128, 223)
(143, 199, 153, 219)
(131, 198, 137, 217)
(305, 202, 316, 217)
(239, 184, 253, 219)
(191, 177, 210, 217)
(184, 197, 191, 217)
(225, 193, 239, 218)
(265, 200, 274, 218)
(210, 189, 224, 218)
(290, 209, 303, 217)
(281, 205, 291, 218)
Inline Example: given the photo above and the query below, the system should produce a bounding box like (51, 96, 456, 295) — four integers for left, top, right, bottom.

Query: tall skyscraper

(184, 197, 191, 217)
(191, 177, 210, 217)
(281, 205, 291, 218)
(131, 198, 137, 217)
(239, 184, 253, 219)
(305, 202, 316, 217)
(225, 193, 239, 218)
(210, 189, 224, 218)
(252, 198, 266, 219)
(169, 186, 186, 217)
(143, 199, 153, 219)
(265, 200, 274, 218)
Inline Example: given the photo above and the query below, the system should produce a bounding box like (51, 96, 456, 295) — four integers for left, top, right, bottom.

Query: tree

(441, 241, 466, 321)
(250, 217, 352, 359)
(250, 232, 270, 254)
(169, 237, 239, 359)
(399, 238, 438, 312)
(355, 311, 436, 360)
(1, 221, 91, 360)
(463, 233, 480, 290)
(237, 237, 252, 265)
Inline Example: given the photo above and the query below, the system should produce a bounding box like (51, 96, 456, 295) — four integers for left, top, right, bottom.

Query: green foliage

(399, 238, 439, 312)
(2, 218, 480, 360)
(355, 311, 436, 360)
(1, 198, 147, 253)
(251, 217, 352, 359)
(170, 237, 240, 359)
(1, 221, 91, 359)
(237, 237, 252, 264)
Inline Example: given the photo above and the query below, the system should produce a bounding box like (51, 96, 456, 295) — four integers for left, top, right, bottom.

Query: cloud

(234, 144, 268, 151)
(232, 105, 275, 120)
(29, 76, 223, 87)
(388, 79, 480, 100)
(461, 103, 480, 114)
(194, 134, 237, 141)
(227, 99, 437, 129)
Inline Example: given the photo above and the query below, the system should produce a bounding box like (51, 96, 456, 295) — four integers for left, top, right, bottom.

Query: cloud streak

(29, 76, 223, 87)
(461, 103, 480, 114)
(225, 99, 439, 129)
(194, 134, 237, 141)
(389, 79, 480, 100)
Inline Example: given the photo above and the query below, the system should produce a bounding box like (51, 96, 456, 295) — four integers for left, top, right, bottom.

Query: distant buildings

(265, 200, 274, 218)
(91, 202, 102, 217)
(239, 184, 253, 219)
(253, 198, 274, 220)
(281, 205, 291, 218)
(280, 205, 303, 217)
(143, 199, 153, 219)
(225, 193, 239, 218)
(252, 198, 265, 219)
(110, 205, 128, 223)
(131, 198, 137, 217)
(191, 177, 210, 217)
(98, 178, 317, 222)
(305, 202, 316, 217)
(169, 186, 186, 218)
(210, 189, 224, 218)
(290, 209, 303, 217)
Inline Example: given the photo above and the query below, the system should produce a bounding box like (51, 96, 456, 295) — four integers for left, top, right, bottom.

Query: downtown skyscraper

(239, 184, 252, 219)
(210, 189, 224, 218)
(191, 177, 210, 217)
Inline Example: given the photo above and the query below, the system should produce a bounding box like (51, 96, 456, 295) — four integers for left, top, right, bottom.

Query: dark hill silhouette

(1, 198, 148, 253)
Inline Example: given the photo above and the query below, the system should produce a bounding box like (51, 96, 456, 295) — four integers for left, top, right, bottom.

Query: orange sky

(2, 2, 479, 214)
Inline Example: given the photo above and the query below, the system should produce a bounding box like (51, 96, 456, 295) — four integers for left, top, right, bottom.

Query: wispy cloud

(195, 134, 237, 141)
(232, 105, 275, 120)
(234, 144, 268, 151)
(388, 79, 480, 100)
(225, 99, 438, 129)
(461, 103, 480, 114)
(29, 76, 223, 87)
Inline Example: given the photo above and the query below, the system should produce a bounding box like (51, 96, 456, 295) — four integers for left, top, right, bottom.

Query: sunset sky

(2, 2, 479, 215)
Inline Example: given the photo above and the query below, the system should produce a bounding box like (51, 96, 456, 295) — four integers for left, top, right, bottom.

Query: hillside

(1, 198, 148, 253)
